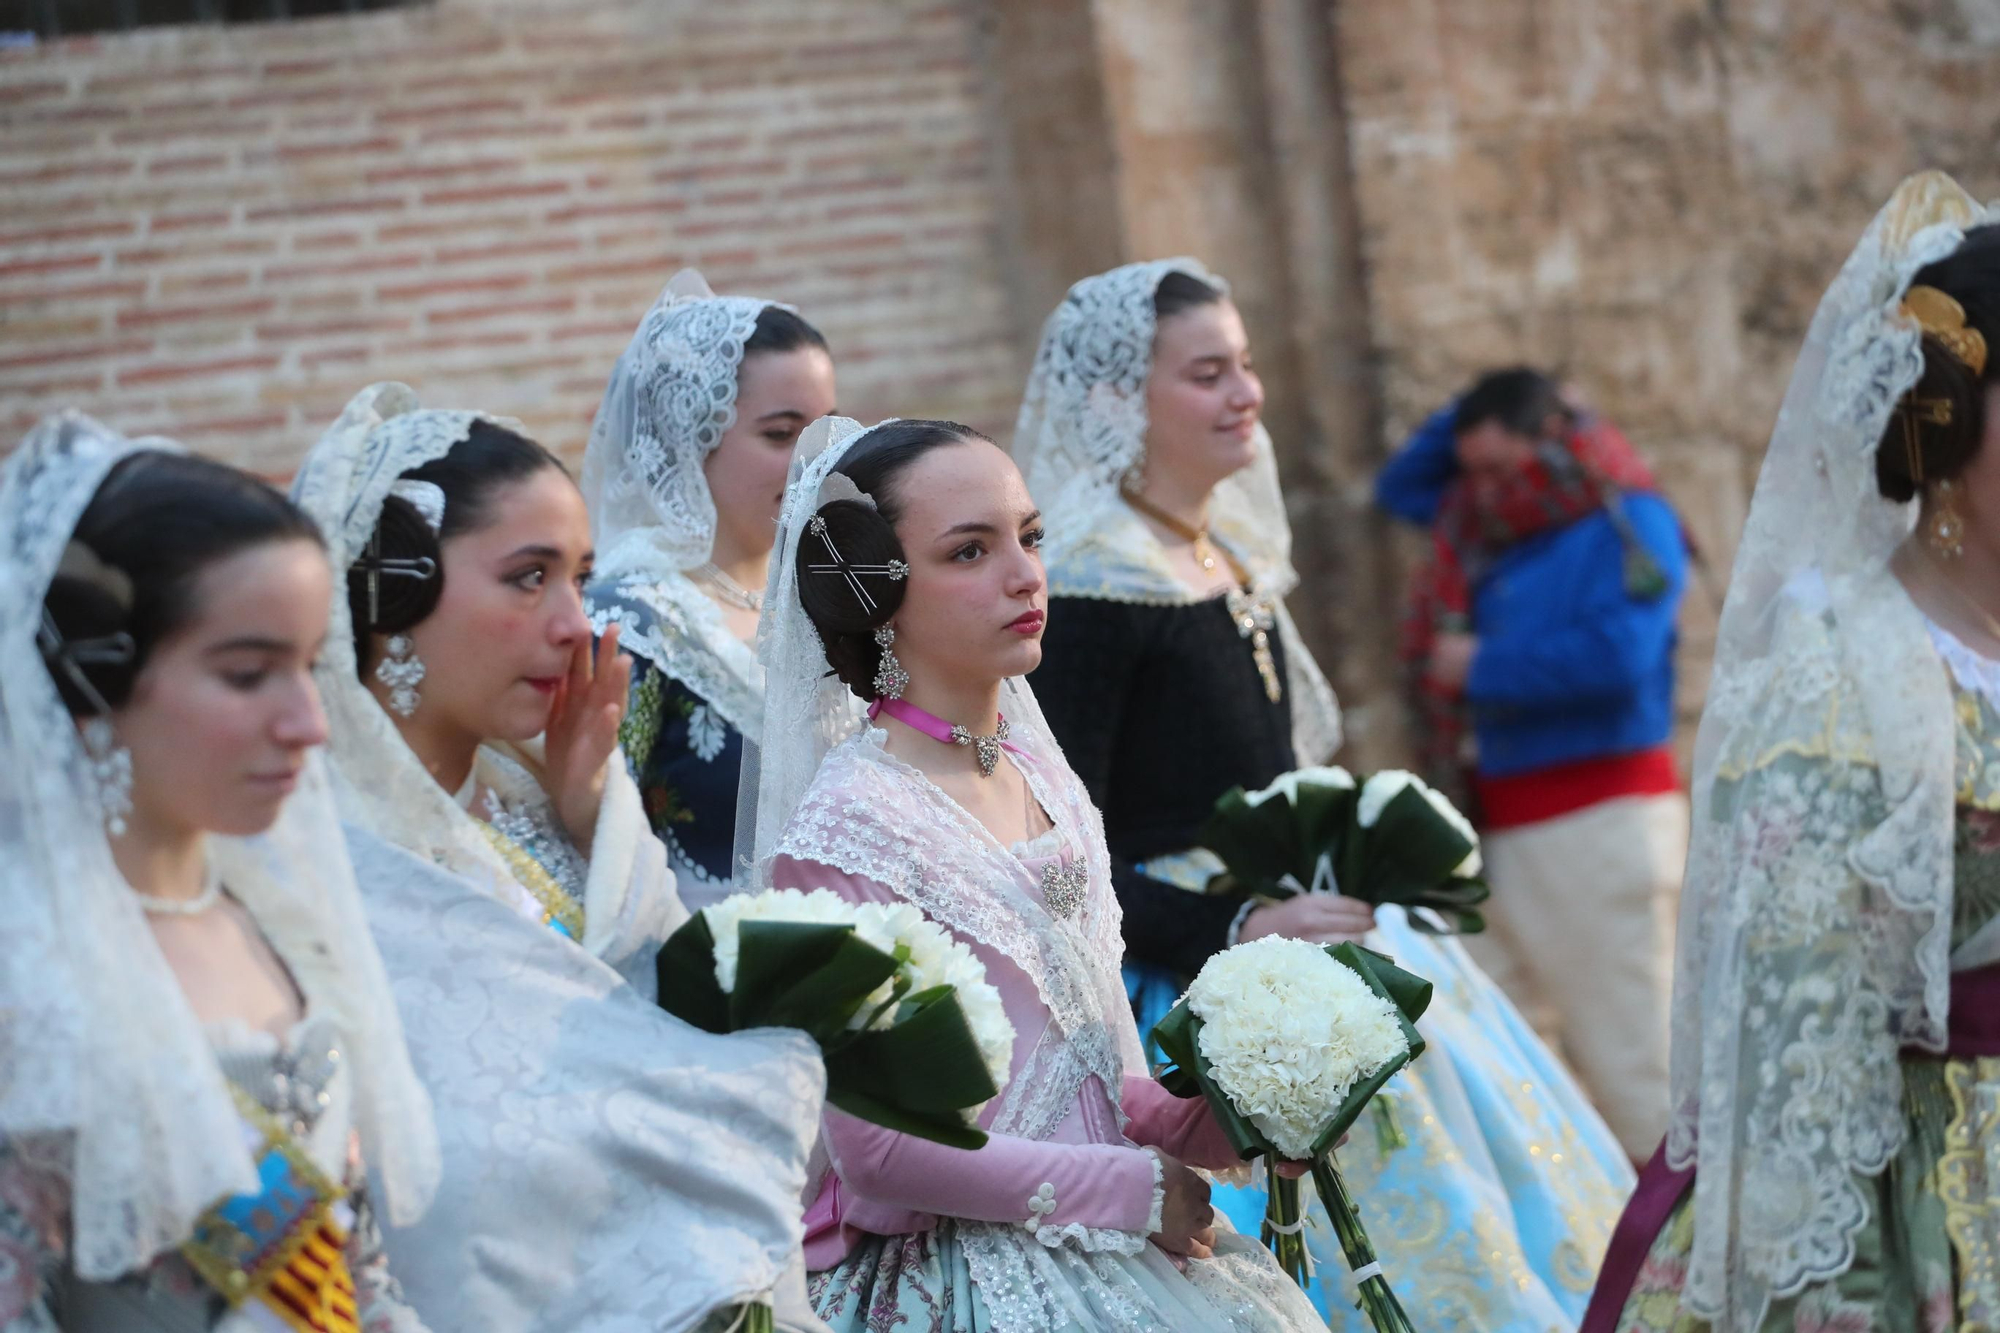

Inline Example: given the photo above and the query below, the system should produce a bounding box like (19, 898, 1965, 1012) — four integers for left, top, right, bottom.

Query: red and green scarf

(1399, 417, 1667, 814)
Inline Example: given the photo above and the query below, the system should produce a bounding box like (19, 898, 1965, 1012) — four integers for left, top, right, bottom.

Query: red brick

(0, 253, 101, 280)
(365, 158, 518, 185)
(178, 410, 291, 436)
(420, 180, 570, 207)
(116, 297, 276, 329)
(0, 372, 105, 398)
(426, 296, 575, 326)
(0, 159, 133, 187)
(267, 136, 404, 163)
(1, 278, 147, 305)
(548, 318, 637, 342)
(0, 219, 135, 247)
(377, 273, 530, 301)
(377, 98, 525, 126)
(262, 251, 425, 281)
(435, 236, 583, 267)
(117, 354, 281, 387)
(0, 339, 152, 373)
(149, 211, 232, 233)
(244, 197, 407, 223)
(0, 81, 69, 105)
(545, 197, 689, 224)
(299, 345, 373, 370)
(145, 153, 232, 177)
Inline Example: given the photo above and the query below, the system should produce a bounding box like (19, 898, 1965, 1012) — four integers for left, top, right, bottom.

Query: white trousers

(1464, 791, 1687, 1161)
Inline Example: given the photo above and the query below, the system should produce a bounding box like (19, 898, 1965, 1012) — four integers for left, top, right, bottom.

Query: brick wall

(0, 0, 1024, 474)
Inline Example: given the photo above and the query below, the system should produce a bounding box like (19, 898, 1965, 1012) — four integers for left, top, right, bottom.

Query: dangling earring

(375, 633, 426, 717)
(872, 625, 909, 700)
(1927, 479, 1966, 560)
(82, 715, 133, 836)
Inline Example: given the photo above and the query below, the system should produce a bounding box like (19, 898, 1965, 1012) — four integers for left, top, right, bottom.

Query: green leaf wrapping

(653, 912, 994, 1149)
(1150, 942, 1434, 1163)
(655, 911, 728, 1033)
(1201, 774, 1491, 933)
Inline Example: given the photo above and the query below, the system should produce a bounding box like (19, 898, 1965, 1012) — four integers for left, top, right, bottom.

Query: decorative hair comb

(1902, 284, 1987, 377)
(390, 479, 446, 534)
(805, 483, 909, 614)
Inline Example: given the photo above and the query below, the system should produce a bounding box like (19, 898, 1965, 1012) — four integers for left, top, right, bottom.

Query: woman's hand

(1150, 1151, 1217, 1259)
(544, 623, 630, 855)
(1240, 892, 1376, 946)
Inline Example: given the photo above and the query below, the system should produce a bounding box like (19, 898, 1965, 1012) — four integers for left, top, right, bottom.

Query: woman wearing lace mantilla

(742, 414, 1326, 1330)
(0, 415, 439, 1332)
(583, 270, 837, 910)
(290, 384, 829, 1333)
(1581, 175, 2000, 1333)
(1016, 260, 1633, 1330)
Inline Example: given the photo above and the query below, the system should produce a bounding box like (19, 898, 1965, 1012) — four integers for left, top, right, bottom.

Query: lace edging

(1143, 1147, 1165, 1235)
(1030, 1220, 1150, 1256)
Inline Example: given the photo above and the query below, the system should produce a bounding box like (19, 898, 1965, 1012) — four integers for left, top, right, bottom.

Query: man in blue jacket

(1376, 367, 1688, 1160)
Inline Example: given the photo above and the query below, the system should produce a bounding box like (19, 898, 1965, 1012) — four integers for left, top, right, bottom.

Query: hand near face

(544, 621, 630, 855)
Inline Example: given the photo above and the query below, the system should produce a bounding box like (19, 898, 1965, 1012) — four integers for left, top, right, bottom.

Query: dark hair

(743, 305, 828, 358)
(42, 451, 324, 717)
(1451, 367, 1575, 440)
(795, 419, 989, 700)
(347, 419, 567, 674)
(1153, 270, 1226, 322)
(1876, 223, 2000, 503)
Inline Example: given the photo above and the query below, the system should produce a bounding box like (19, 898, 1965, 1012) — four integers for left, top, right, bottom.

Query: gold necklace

(1118, 483, 1282, 703)
(1119, 482, 1225, 576)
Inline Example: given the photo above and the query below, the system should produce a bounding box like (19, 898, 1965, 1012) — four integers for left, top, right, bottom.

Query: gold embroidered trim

(1939, 1056, 2000, 1332)
(477, 820, 586, 940)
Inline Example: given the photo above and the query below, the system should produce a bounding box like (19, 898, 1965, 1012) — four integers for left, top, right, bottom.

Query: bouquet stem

(731, 1302, 774, 1333)
(1309, 1154, 1414, 1333)
(1260, 1161, 1311, 1288)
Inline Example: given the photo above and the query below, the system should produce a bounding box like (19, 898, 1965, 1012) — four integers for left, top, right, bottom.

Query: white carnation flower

(704, 888, 859, 993)
(1417, 782, 1482, 877)
(1185, 936, 1408, 1159)
(1355, 770, 1418, 827)
(1358, 770, 1481, 877)
(1242, 765, 1355, 808)
(704, 890, 1016, 1121)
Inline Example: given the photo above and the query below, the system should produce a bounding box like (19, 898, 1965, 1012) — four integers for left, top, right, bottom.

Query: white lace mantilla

(1009, 258, 1340, 763)
(1667, 172, 1995, 1328)
(770, 725, 1139, 1125)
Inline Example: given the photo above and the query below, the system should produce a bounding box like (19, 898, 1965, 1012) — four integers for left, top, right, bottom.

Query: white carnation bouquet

(659, 888, 1015, 1143)
(1199, 765, 1488, 935)
(1153, 936, 1430, 1333)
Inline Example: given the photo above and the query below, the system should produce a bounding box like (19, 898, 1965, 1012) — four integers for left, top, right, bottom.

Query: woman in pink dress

(735, 413, 1323, 1331)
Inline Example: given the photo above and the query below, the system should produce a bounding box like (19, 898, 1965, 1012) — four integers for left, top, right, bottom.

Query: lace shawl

(1009, 258, 1340, 764)
(769, 724, 1145, 1135)
(291, 382, 674, 967)
(0, 414, 437, 1283)
(1668, 172, 1996, 1327)
(581, 269, 788, 742)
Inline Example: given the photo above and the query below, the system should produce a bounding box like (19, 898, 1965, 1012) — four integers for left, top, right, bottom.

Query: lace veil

(581, 269, 792, 740)
(0, 413, 438, 1282)
(289, 384, 529, 888)
(1010, 258, 1341, 763)
(1667, 171, 1995, 1326)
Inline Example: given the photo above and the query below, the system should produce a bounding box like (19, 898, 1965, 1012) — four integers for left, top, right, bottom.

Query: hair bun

(795, 495, 907, 700)
(347, 492, 445, 636)
(1876, 335, 1984, 503)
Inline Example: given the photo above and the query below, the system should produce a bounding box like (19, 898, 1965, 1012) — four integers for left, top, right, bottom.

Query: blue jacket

(1375, 407, 1688, 779)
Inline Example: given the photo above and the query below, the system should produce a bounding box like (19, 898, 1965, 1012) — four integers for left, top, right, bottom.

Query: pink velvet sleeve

(769, 854, 1161, 1238)
(1119, 1075, 1244, 1173)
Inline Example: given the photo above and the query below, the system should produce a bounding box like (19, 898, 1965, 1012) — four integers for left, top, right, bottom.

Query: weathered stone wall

(1332, 0, 2000, 759)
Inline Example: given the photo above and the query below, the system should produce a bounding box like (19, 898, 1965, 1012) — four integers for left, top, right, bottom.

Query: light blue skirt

(1132, 907, 1635, 1331)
